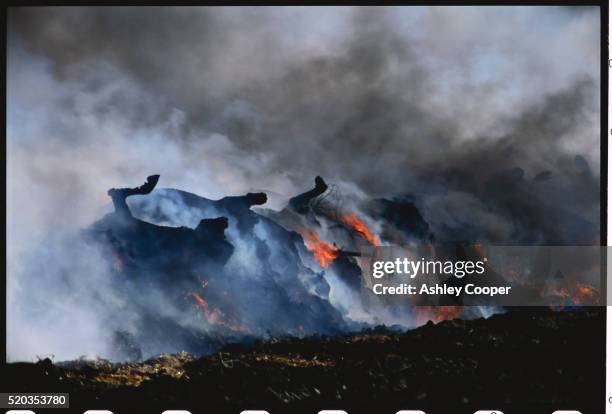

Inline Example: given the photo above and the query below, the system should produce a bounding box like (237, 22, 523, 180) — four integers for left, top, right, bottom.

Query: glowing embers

(190, 280, 249, 333)
(415, 306, 464, 325)
(549, 280, 600, 307)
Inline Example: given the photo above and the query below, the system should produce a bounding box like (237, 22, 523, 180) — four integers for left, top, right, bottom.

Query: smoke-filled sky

(7, 6, 601, 360)
(8, 6, 600, 220)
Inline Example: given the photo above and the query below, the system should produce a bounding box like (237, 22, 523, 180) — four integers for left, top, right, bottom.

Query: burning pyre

(81, 174, 600, 361)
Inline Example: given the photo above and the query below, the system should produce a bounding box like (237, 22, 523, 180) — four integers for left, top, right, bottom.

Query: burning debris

(415, 306, 464, 325)
(23, 172, 596, 363)
(548, 280, 601, 307)
(92, 173, 495, 360)
(301, 228, 340, 268)
(190, 280, 250, 333)
(86, 174, 374, 359)
(339, 212, 380, 247)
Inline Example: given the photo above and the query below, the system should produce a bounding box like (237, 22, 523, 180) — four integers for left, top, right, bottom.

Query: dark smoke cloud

(8, 7, 600, 190)
(7, 6, 600, 360)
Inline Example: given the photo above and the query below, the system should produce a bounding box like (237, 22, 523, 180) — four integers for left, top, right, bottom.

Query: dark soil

(5, 308, 605, 414)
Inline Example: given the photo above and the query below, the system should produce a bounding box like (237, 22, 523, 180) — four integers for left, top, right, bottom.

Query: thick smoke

(7, 6, 600, 361)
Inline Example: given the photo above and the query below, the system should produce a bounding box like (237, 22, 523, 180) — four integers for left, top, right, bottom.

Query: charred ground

(6, 308, 605, 414)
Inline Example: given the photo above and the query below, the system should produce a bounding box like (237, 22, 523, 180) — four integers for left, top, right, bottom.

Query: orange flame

(190, 280, 249, 332)
(415, 306, 463, 325)
(340, 212, 380, 246)
(301, 228, 340, 268)
(551, 281, 599, 305)
(548, 278, 601, 310)
(191, 292, 207, 307)
(572, 282, 599, 304)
